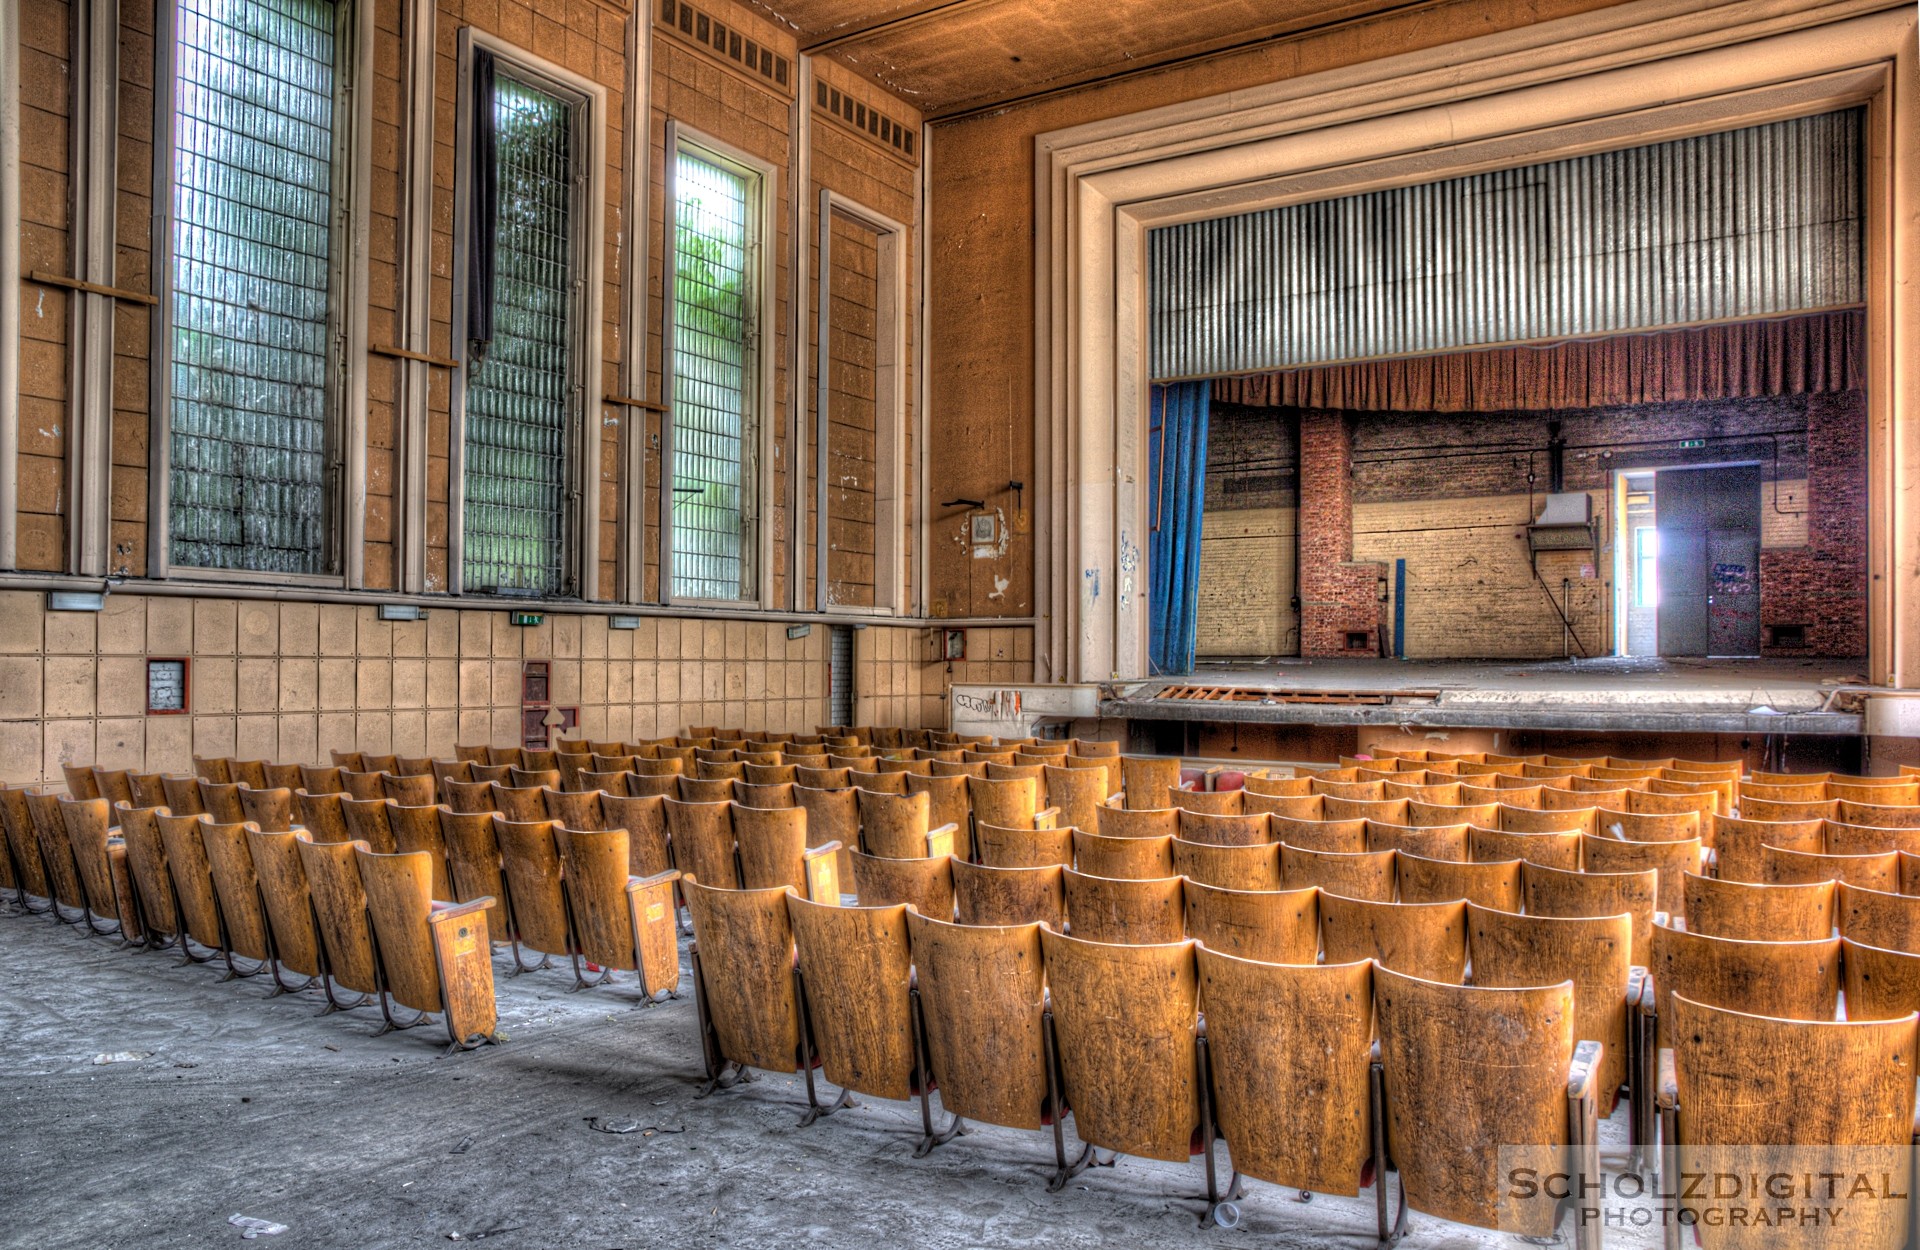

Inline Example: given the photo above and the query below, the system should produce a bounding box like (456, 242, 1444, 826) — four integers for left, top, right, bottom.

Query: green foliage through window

(671, 150, 756, 601)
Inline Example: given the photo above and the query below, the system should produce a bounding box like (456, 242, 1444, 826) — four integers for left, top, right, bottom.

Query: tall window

(463, 70, 580, 596)
(671, 147, 758, 601)
(168, 0, 339, 574)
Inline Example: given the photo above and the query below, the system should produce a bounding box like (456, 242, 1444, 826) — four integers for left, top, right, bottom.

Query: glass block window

(168, 0, 338, 574)
(463, 74, 578, 596)
(672, 149, 758, 601)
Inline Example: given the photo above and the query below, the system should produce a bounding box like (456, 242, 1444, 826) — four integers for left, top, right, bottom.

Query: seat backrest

(1763, 844, 1899, 892)
(1278, 844, 1396, 902)
(1365, 820, 1466, 862)
(160, 774, 206, 817)
(199, 817, 271, 960)
(1406, 800, 1499, 830)
(389, 804, 454, 901)
(1595, 807, 1699, 842)
(1320, 894, 1467, 983)
(1310, 778, 1384, 801)
(1040, 929, 1200, 1162)
(436, 810, 511, 936)
(1374, 968, 1574, 1237)
(1710, 814, 1825, 882)
(1175, 809, 1269, 848)
(733, 805, 830, 896)
(967, 776, 1043, 831)
(1741, 795, 1838, 823)
(856, 789, 932, 858)
(1242, 792, 1322, 820)
(794, 765, 851, 790)
(248, 827, 323, 978)
(1580, 833, 1704, 917)
(293, 789, 352, 843)
(357, 847, 452, 1015)
(1831, 780, 1920, 807)
(492, 817, 568, 956)
(892, 763, 964, 824)
(1119, 757, 1183, 810)
(113, 802, 174, 935)
(906, 913, 1050, 1129)
(1061, 870, 1184, 944)
(381, 773, 435, 807)
(1650, 923, 1840, 1046)
(197, 780, 246, 825)
(341, 796, 398, 854)
(1182, 880, 1318, 965)
(1070, 829, 1173, 880)
(683, 879, 803, 1072)
(154, 810, 222, 948)
(1396, 851, 1521, 911)
(1522, 861, 1657, 963)
(1322, 796, 1410, 825)
(542, 786, 606, 831)
(1500, 803, 1595, 834)
(1841, 938, 1920, 1022)
(554, 827, 680, 992)
(949, 860, 1064, 928)
(1836, 799, 1920, 831)
(295, 832, 377, 994)
(57, 795, 120, 921)
(1242, 774, 1312, 798)
(974, 821, 1071, 869)
(1169, 838, 1280, 892)
(1467, 904, 1631, 1113)
(598, 793, 673, 879)
(787, 897, 916, 1100)
(1683, 872, 1834, 941)
(1837, 882, 1920, 955)
(792, 785, 859, 852)
(661, 798, 738, 891)
(1095, 805, 1179, 840)
(848, 849, 954, 920)
(1669, 990, 1916, 1248)
(238, 786, 294, 833)
(339, 770, 385, 801)
(1197, 951, 1372, 1195)
(1269, 814, 1367, 854)
(1042, 765, 1106, 832)
(1167, 788, 1241, 816)
(488, 782, 547, 823)
(1465, 825, 1580, 871)
(1825, 820, 1920, 858)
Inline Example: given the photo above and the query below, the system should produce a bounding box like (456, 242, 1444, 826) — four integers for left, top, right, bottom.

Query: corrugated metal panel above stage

(1149, 109, 1864, 382)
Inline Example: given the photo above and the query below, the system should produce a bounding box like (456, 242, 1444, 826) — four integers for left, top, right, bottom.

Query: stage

(1101, 656, 1872, 736)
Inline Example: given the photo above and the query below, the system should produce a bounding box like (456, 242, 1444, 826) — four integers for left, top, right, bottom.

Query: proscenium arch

(1032, 0, 1918, 686)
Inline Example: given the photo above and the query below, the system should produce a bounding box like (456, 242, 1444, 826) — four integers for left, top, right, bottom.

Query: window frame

(448, 28, 607, 601)
(813, 190, 909, 617)
(148, 0, 372, 586)
(661, 122, 776, 610)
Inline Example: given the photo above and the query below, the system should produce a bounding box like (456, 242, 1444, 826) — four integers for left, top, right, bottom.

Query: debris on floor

(228, 1214, 288, 1239)
(91, 1051, 151, 1065)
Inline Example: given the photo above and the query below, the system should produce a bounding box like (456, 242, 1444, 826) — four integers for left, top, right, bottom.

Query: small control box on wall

(941, 629, 966, 661)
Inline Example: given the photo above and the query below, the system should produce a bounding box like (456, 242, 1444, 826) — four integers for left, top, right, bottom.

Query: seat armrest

(802, 842, 842, 903)
(1627, 965, 1649, 1004)
(1567, 1039, 1602, 1101)
(926, 823, 960, 859)
(623, 868, 682, 892)
(430, 896, 495, 922)
(1656, 1047, 1678, 1111)
(1035, 807, 1060, 831)
(1653, 910, 1670, 930)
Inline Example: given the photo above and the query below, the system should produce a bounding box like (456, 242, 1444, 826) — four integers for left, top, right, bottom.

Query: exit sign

(510, 611, 544, 627)
(1677, 438, 1706, 449)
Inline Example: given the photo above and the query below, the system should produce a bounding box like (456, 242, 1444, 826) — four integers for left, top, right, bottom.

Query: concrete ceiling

(748, 0, 1428, 118)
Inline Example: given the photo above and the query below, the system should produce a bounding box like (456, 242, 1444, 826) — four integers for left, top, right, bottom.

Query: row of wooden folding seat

(0, 783, 500, 1051)
(683, 881, 1633, 1241)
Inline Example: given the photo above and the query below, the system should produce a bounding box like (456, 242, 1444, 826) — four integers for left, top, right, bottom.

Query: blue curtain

(1148, 382, 1209, 675)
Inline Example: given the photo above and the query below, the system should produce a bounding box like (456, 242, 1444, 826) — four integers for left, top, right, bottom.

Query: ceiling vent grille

(814, 79, 916, 164)
(659, 0, 791, 94)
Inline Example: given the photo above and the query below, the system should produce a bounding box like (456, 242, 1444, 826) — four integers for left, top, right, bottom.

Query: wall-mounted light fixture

(48, 590, 106, 612)
(377, 603, 424, 622)
(610, 614, 641, 630)
(786, 623, 812, 640)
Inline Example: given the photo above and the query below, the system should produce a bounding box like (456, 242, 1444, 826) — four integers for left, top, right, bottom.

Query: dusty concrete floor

(0, 898, 1654, 1250)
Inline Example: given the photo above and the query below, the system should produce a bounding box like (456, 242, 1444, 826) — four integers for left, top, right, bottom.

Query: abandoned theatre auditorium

(12, 0, 1920, 1246)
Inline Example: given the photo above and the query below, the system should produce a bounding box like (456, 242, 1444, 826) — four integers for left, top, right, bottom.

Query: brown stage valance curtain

(1211, 309, 1864, 412)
